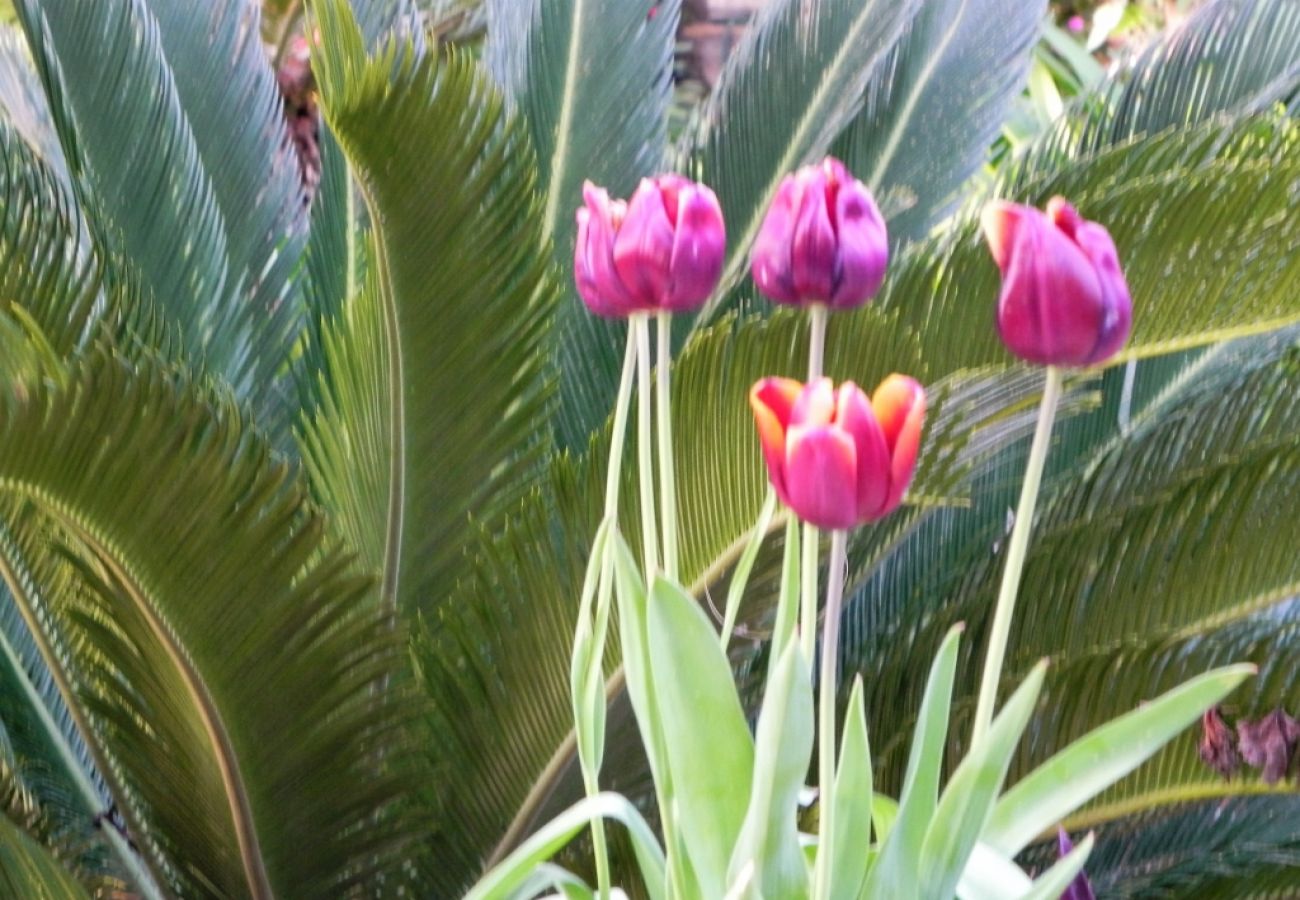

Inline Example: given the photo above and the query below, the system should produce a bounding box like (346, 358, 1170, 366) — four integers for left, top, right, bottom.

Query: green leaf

(486, 0, 679, 448)
(648, 575, 755, 896)
(464, 792, 666, 900)
(1019, 832, 1094, 900)
(918, 662, 1046, 900)
(953, 843, 1031, 900)
(308, 0, 557, 612)
(861, 623, 962, 900)
(832, 0, 1045, 247)
(985, 665, 1255, 858)
(0, 347, 422, 896)
(728, 639, 812, 900)
(0, 814, 88, 899)
(826, 677, 872, 900)
(13, 0, 308, 430)
(681, 0, 924, 314)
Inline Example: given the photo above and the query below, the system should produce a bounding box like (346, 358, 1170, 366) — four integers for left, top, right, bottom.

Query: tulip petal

(575, 182, 635, 316)
(980, 201, 1028, 273)
(614, 179, 675, 310)
(830, 177, 888, 308)
(785, 424, 858, 530)
(1072, 220, 1133, 364)
(872, 375, 925, 516)
(834, 382, 891, 521)
(751, 175, 801, 303)
(993, 203, 1106, 365)
(792, 377, 835, 427)
(666, 183, 726, 311)
(750, 377, 804, 505)
(790, 167, 838, 302)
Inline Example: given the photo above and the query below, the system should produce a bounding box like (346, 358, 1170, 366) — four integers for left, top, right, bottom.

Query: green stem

(634, 316, 659, 577)
(799, 303, 829, 664)
(606, 331, 638, 519)
(584, 770, 613, 900)
(808, 303, 828, 380)
(656, 312, 679, 582)
(814, 530, 849, 900)
(971, 366, 1063, 746)
(800, 523, 819, 664)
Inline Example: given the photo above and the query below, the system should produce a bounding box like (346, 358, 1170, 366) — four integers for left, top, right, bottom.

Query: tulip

(749, 375, 924, 530)
(750, 157, 888, 309)
(1057, 829, 1096, 900)
(574, 176, 725, 317)
(982, 197, 1132, 367)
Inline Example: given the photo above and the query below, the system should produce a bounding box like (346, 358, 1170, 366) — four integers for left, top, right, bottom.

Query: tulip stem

(581, 330, 636, 900)
(808, 303, 829, 381)
(972, 365, 1063, 747)
(635, 315, 660, 577)
(800, 303, 829, 664)
(814, 529, 849, 900)
(656, 311, 679, 582)
(606, 328, 638, 520)
(800, 523, 819, 664)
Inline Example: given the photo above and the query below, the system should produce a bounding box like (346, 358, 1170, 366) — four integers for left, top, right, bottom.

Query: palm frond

(0, 812, 89, 899)
(12, 0, 310, 442)
(0, 345, 423, 896)
(831, 0, 1044, 246)
(0, 24, 63, 180)
(680, 0, 925, 314)
(485, 0, 679, 449)
(305, 0, 556, 613)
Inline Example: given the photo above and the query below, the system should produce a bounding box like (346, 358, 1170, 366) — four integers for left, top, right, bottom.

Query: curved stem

(720, 489, 777, 650)
(581, 329, 636, 900)
(635, 316, 660, 577)
(814, 530, 849, 900)
(656, 312, 679, 581)
(605, 331, 637, 520)
(971, 366, 1063, 746)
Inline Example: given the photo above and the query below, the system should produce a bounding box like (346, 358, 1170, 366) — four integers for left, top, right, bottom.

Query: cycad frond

(486, 0, 679, 449)
(305, 0, 556, 613)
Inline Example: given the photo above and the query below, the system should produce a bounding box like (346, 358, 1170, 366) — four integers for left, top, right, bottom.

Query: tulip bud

(982, 197, 1132, 367)
(574, 176, 725, 317)
(750, 157, 888, 310)
(749, 375, 924, 530)
(1057, 829, 1096, 900)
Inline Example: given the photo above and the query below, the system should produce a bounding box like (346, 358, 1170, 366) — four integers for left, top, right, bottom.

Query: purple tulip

(574, 176, 725, 317)
(750, 157, 888, 310)
(982, 197, 1132, 367)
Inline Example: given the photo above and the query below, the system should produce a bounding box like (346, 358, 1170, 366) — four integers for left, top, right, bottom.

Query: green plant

(0, 0, 1292, 896)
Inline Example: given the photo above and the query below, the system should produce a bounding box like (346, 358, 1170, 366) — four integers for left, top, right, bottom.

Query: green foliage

(0, 0, 1292, 895)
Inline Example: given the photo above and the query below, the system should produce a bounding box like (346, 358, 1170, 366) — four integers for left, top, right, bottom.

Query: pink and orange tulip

(574, 175, 725, 317)
(750, 375, 925, 530)
(982, 197, 1132, 367)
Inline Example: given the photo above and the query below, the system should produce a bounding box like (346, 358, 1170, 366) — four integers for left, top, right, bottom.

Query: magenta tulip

(574, 176, 725, 317)
(750, 375, 924, 530)
(982, 197, 1132, 367)
(750, 157, 888, 309)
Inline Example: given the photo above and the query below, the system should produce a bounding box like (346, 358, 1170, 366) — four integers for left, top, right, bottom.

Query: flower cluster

(574, 161, 1132, 531)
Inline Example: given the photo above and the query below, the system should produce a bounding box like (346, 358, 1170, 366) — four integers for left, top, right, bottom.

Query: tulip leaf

(826, 676, 874, 900)
(463, 793, 666, 900)
(307, 0, 556, 614)
(917, 662, 1046, 900)
(647, 574, 755, 896)
(860, 623, 962, 900)
(953, 843, 1033, 900)
(728, 639, 813, 900)
(486, 0, 680, 450)
(984, 664, 1255, 858)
